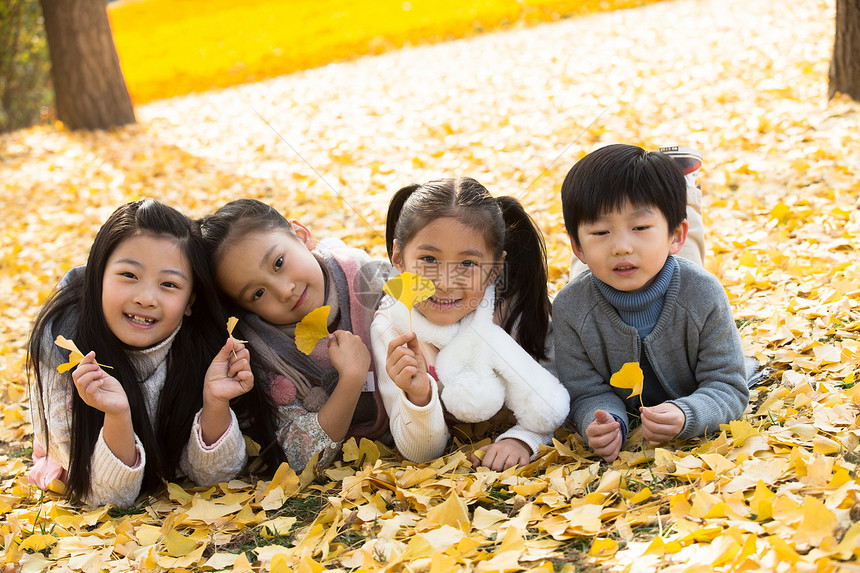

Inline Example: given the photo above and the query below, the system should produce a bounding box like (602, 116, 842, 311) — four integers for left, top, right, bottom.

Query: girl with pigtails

(372, 177, 569, 470)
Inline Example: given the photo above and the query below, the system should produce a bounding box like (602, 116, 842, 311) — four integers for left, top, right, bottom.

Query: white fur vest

(385, 286, 569, 435)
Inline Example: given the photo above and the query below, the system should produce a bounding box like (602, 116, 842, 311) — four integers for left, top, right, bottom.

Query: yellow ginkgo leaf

(383, 272, 435, 331)
(341, 437, 381, 467)
(295, 306, 330, 355)
(54, 335, 112, 373)
(18, 533, 57, 552)
(226, 316, 248, 344)
(610, 362, 644, 404)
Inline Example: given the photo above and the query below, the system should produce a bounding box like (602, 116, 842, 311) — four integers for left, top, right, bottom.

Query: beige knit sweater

(31, 327, 247, 508)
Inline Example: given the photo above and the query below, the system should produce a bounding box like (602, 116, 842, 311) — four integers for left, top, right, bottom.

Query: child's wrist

(202, 392, 231, 411)
(405, 375, 432, 406)
(337, 369, 368, 390)
(103, 407, 131, 423)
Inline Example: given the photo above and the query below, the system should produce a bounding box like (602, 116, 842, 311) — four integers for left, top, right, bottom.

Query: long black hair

(28, 199, 227, 502)
(385, 178, 551, 360)
(198, 199, 310, 472)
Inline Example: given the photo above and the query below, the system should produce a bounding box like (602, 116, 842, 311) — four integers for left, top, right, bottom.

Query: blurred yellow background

(109, 0, 665, 103)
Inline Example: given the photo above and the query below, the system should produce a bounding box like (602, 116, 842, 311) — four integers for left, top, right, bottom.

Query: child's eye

(460, 260, 478, 268)
(634, 225, 651, 232)
(252, 288, 265, 301)
(419, 256, 437, 264)
(591, 230, 609, 237)
(120, 271, 137, 279)
(161, 281, 178, 289)
(274, 256, 283, 271)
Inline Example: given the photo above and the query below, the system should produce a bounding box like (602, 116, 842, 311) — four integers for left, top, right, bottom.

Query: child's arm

(199, 338, 254, 444)
(660, 277, 750, 441)
(371, 311, 449, 463)
(60, 352, 146, 507)
(552, 294, 629, 438)
(229, 335, 370, 476)
(182, 338, 252, 486)
(73, 352, 136, 466)
(316, 330, 371, 442)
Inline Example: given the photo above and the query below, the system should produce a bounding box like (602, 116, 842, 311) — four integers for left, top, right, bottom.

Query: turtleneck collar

(127, 323, 180, 382)
(593, 255, 677, 338)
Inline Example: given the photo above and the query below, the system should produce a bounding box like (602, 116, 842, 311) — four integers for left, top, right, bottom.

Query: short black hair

(561, 144, 686, 246)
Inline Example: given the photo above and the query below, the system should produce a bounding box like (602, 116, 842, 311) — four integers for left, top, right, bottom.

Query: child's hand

(328, 330, 371, 387)
(386, 331, 431, 406)
(471, 438, 530, 471)
(639, 403, 685, 443)
(203, 338, 254, 405)
(586, 409, 622, 462)
(72, 351, 129, 416)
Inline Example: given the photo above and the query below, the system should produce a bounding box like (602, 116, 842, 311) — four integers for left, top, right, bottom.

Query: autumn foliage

(107, 0, 669, 104)
(0, 0, 859, 570)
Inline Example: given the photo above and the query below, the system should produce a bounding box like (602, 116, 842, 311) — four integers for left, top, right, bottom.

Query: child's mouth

(291, 287, 307, 311)
(427, 296, 460, 310)
(125, 313, 155, 326)
(613, 264, 637, 275)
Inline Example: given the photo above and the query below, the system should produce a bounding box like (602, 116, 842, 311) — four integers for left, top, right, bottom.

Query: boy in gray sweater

(553, 144, 749, 462)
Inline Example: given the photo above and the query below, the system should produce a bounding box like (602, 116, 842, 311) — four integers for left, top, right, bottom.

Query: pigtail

(496, 196, 551, 361)
(385, 184, 420, 260)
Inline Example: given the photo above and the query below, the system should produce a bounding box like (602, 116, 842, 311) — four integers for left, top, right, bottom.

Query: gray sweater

(553, 256, 749, 441)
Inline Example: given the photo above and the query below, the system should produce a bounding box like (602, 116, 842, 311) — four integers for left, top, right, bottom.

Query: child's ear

(488, 250, 506, 283)
(391, 240, 405, 272)
(569, 233, 588, 265)
(184, 293, 196, 317)
(290, 220, 315, 250)
(669, 220, 689, 255)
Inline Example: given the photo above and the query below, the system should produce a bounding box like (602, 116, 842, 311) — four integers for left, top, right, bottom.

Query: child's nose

(437, 268, 462, 292)
(612, 236, 633, 256)
(274, 280, 294, 302)
(133, 286, 157, 307)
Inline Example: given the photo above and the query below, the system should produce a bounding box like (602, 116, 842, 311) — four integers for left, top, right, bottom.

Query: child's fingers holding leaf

(204, 339, 254, 403)
(71, 351, 99, 383)
(73, 366, 129, 416)
(640, 403, 684, 442)
(226, 343, 252, 385)
(226, 337, 250, 366)
(403, 332, 428, 374)
(386, 332, 428, 377)
(385, 331, 432, 405)
(386, 332, 419, 383)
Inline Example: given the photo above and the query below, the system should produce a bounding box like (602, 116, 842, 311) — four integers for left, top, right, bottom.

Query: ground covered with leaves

(1, 0, 859, 570)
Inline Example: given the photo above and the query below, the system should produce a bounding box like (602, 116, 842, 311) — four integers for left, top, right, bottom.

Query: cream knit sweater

(31, 327, 247, 508)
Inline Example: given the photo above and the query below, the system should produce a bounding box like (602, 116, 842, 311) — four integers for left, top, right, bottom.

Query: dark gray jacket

(553, 256, 749, 441)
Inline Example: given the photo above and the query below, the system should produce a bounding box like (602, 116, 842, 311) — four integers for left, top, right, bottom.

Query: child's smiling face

(392, 217, 501, 326)
(572, 200, 687, 293)
(101, 234, 195, 348)
(215, 222, 326, 325)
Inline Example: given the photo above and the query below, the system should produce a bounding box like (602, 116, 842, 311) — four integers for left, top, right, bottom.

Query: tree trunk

(829, 0, 860, 100)
(39, 0, 135, 130)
